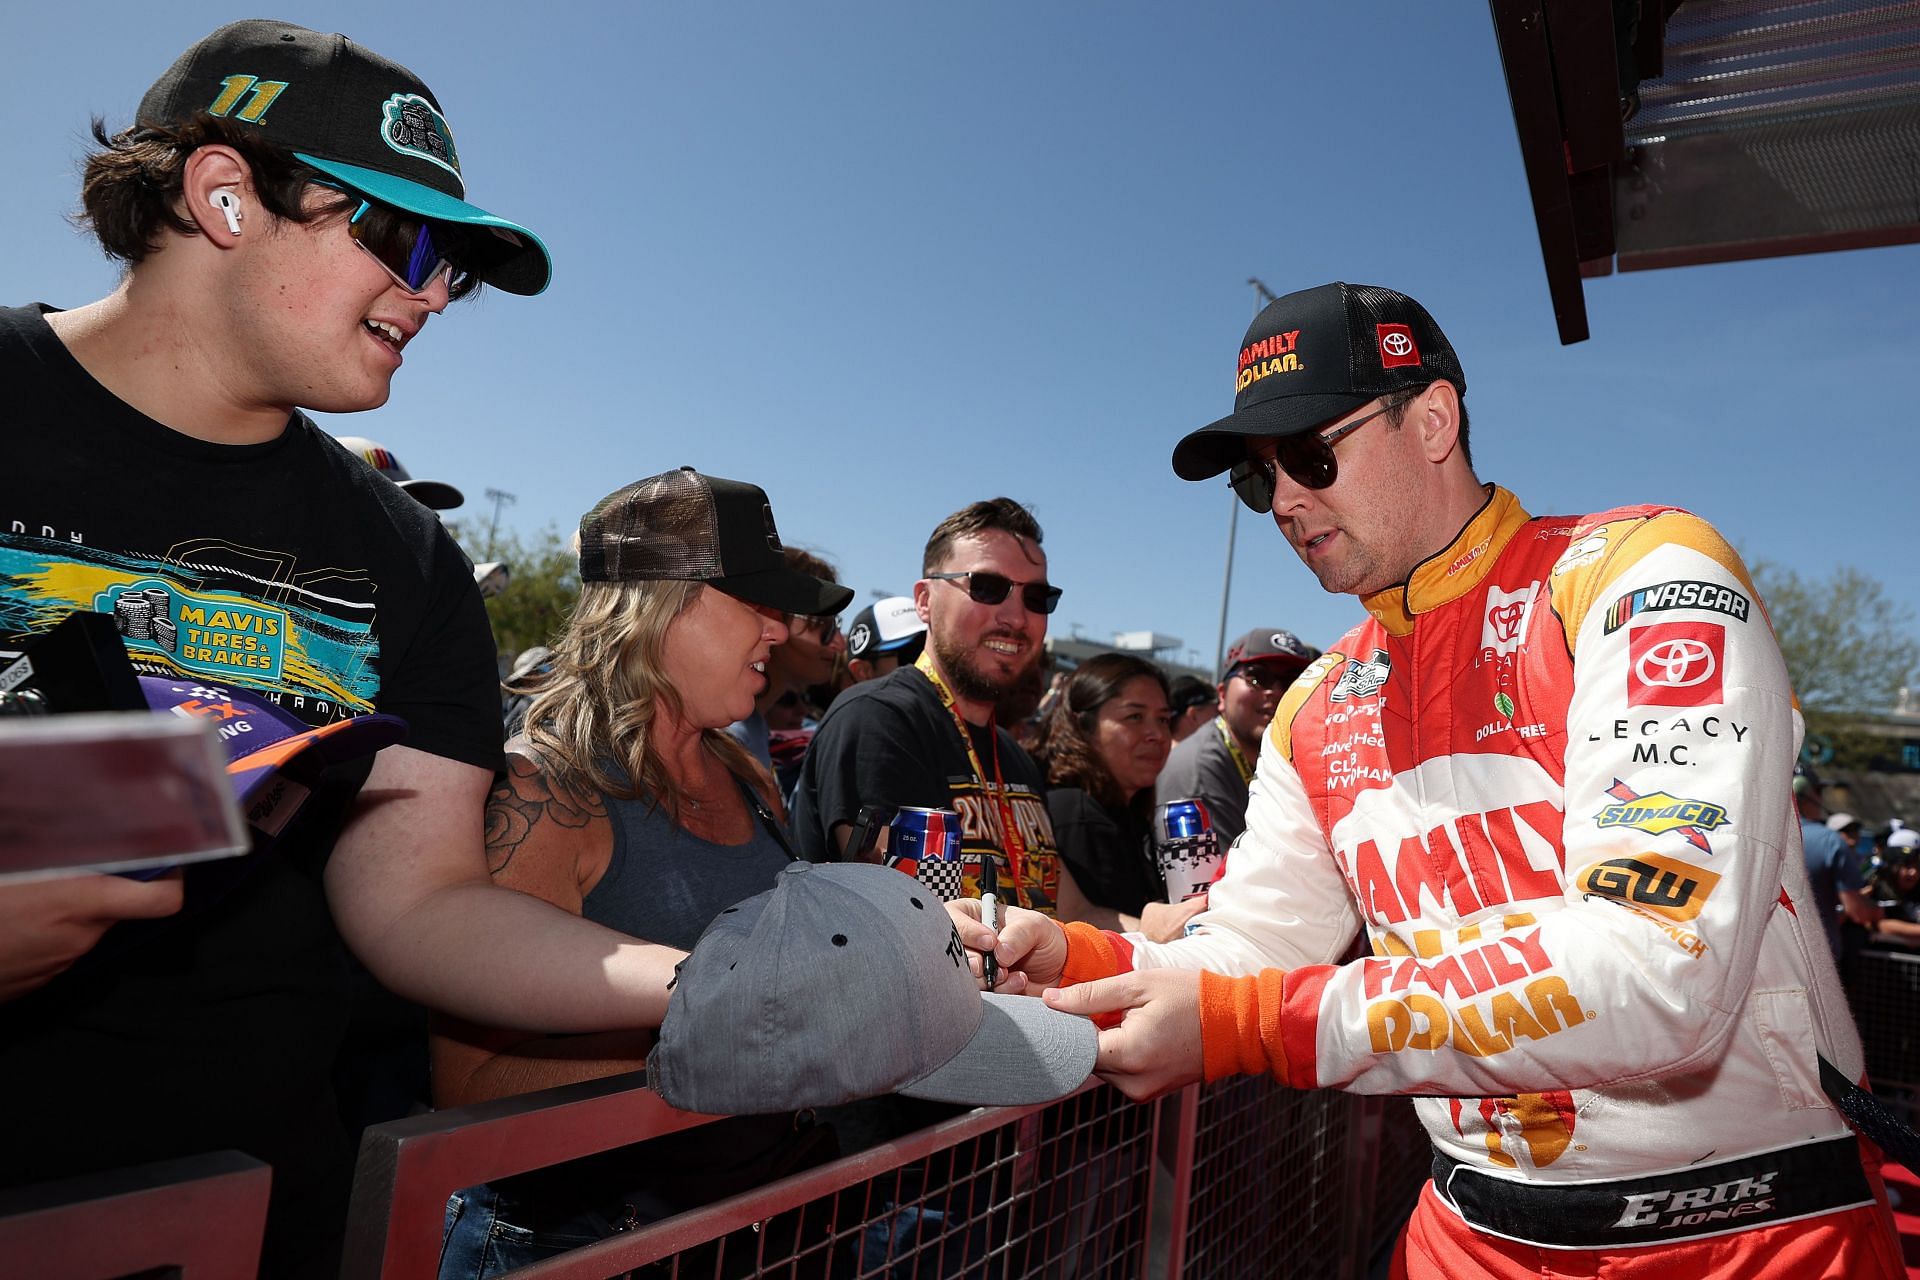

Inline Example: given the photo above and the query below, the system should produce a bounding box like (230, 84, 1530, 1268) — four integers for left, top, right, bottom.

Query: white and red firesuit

(1057, 486, 1901, 1277)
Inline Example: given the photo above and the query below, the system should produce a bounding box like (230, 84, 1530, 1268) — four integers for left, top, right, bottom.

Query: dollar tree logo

(1494, 692, 1515, 719)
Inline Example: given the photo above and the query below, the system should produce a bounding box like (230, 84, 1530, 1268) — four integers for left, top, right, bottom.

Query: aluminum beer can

(889, 806, 963, 866)
(888, 806, 966, 901)
(1155, 797, 1223, 902)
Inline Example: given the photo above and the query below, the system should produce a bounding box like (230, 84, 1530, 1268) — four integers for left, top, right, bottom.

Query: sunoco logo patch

(1594, 779, 1727, 854)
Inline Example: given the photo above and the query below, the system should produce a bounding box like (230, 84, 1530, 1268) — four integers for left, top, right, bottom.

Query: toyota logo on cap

(1377, 323, 1420, 369)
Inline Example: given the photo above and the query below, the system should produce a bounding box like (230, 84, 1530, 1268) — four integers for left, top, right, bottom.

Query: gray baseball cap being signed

(647, 862, 1098, 1114)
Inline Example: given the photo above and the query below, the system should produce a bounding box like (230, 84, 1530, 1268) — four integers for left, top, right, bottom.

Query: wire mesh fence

(1848, 945, 1920, 1126)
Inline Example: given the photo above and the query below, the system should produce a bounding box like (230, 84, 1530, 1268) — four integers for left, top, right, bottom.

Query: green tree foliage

(1752, 562, 1920, 768)
(448, 520, 579, 660)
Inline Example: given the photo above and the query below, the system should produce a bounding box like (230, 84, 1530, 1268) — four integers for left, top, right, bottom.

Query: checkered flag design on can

(1155, 798, 1224, 902)
(915, 857, 968, 903)
(884, 806, 966, 902)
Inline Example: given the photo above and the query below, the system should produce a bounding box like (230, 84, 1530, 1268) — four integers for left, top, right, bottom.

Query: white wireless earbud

(210, 189, 243, 236)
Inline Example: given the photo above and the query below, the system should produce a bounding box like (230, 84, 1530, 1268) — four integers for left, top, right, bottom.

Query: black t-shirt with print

(791, 663, 1061, 912)
(1046, 786, 1164, 917)
(0, 304, 503, 1273)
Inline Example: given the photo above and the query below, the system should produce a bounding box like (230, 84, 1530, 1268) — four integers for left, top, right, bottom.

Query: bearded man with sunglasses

(964, 284, 1899, 1278)
(793, 498, 1082, 916)
(0, 21, 588, 1277)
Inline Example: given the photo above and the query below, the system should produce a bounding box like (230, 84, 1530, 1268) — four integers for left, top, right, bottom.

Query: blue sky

(6, 3, 1913, 672)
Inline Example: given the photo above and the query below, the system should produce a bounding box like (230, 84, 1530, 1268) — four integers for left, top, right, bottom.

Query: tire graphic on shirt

(0, 536, 379, 718)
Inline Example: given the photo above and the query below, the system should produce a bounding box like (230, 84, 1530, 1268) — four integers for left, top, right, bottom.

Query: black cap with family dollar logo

(136, 19, 550, 294)
(1172, 283, 1465, 481)
(576, 468, 855, 618)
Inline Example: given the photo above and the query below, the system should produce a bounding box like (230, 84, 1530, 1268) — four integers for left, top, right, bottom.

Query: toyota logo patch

(1376, 323, 1420, 369)
(1627, 622, 1726, 708)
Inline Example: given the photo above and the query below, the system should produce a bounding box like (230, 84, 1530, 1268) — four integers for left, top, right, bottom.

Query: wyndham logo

(380, 93, 461, 185)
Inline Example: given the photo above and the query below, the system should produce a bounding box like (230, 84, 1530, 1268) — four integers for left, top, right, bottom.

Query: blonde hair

(516, 579, 763, 816)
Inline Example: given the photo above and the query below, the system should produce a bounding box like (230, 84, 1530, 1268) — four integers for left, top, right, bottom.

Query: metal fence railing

(19, 945, 1920, 1278)
(0, 1150, 271, 1280)
(333, 1067, 1428, 1280)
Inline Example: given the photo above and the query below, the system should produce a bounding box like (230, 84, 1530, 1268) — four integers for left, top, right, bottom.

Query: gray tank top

(582, 779, 793, 950)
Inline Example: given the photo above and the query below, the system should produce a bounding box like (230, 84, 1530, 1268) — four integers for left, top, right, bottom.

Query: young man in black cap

(971, 283, 1899, 1277)
(1164, 675, 1219, 743)
(1156, 627, 1318, 849)
(0, 20, 674, 1277)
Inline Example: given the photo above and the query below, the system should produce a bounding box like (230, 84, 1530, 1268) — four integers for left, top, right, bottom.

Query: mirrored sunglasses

(346, 198, 461, 293)
(314, 181, 469, 294)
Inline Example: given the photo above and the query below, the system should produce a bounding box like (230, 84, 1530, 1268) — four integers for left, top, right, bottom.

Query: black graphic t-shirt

(1047, 786, 1164, 918)
(0, 304, 503, 1267)
(791, 664, 1061, 912)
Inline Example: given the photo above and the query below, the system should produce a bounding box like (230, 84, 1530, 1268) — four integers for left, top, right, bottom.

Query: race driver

(957, 283, 1901, 1278)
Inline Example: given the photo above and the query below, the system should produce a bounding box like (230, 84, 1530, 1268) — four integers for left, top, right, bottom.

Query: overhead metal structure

(1490, 0, 1920, 344)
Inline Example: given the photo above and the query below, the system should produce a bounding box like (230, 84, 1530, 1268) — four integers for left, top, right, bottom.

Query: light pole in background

(483, 487, 517, 561)
(1212, 277, 1278, 678)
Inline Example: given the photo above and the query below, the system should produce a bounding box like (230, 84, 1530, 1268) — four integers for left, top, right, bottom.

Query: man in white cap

(845, 595, 929, 683)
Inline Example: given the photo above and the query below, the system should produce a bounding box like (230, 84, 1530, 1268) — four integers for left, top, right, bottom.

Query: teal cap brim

(295, 152, 551, 296)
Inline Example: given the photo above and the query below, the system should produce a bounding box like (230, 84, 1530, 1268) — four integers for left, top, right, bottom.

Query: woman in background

(1034, 652, 1202, 943)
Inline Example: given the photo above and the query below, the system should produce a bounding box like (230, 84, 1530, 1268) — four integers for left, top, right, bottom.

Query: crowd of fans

(1796, 772, 1919, 962)
(8, 18, 1915, 1280)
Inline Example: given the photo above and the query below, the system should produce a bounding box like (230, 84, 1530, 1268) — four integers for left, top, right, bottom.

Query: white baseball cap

(846, 596, 928, 661)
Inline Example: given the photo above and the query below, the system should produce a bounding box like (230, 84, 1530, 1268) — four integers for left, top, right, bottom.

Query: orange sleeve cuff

(1198, 969, 1293, 1084)
(1057, 922, 1134, 1030)
(1058, 921, 1131, 986)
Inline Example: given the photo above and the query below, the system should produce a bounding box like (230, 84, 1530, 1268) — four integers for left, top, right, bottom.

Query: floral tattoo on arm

(484, 755, 605, 877)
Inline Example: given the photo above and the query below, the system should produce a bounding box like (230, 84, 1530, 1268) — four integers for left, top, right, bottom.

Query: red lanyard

(915, 652, 1027, 889)
(1216, 715, 1255, 785)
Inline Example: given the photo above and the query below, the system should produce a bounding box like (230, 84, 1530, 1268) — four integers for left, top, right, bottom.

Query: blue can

(1158, 798, 1213, 843)
(1155, 797, 1222, 901)
(889, 806, 963, 867)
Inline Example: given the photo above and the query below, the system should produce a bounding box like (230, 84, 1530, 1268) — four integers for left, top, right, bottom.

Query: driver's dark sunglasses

(1228, 402, 1396, 513)
(927, 571, 1063, 615)
(312, 180, 468, 294)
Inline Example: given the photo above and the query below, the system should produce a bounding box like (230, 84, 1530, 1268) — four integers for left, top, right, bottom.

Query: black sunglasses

(787, 613, 842, 643)
(927, 571, 1062, 615)
(1228, 402, 1396, 513)
(1229, 663, 1296, 691)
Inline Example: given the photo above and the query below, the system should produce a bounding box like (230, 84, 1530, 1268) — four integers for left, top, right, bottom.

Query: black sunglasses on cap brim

(927, 571, 1062, 615)
(1227, 402, 1396, 513)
